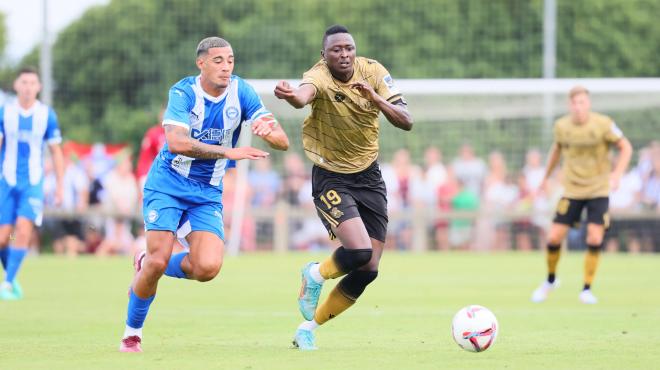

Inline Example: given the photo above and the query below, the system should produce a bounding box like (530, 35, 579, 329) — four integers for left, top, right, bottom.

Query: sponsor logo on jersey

(191, 128, 232, 145)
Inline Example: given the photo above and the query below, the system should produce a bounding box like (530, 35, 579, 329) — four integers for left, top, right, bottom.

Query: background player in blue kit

(0, 67, 65, 301)
(119, 37, 289, 352)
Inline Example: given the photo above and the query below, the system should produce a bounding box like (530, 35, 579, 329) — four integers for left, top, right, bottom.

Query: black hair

(322, 24, 350, 48)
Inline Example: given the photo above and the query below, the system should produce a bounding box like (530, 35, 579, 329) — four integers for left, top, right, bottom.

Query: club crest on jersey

(225, 106, 240, 120)
(147, 210, 158, 223)
(334, 92, 346, 102)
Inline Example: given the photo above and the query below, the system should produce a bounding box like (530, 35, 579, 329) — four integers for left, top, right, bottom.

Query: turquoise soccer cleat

(12, 280, 23, 299)
(0, 283, 19, 301)
(292, 329, 317, 351)
(298, 262, 323, 321)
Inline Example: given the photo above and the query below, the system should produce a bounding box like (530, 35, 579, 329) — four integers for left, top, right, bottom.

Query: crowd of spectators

(37, 139, 660, 255)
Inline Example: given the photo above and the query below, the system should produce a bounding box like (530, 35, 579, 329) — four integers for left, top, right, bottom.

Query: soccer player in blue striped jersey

(0, 67, 65, 301)
(119, 37, 290, 352)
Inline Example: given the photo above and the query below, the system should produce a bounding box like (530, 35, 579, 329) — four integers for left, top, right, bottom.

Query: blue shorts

(142, 162, 225, 241)
(0, 178, 44, 227)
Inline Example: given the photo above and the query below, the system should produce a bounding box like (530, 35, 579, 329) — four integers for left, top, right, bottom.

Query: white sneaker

(531, 280, 559, 303)
(579, 289, 598, 304)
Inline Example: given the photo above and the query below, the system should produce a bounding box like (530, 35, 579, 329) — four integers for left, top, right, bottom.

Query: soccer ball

(451, 305, 498, 352)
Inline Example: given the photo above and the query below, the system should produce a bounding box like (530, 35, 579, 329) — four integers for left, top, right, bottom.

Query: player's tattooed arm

(164, 124, 268, 160)
(351, 81, 413, 131)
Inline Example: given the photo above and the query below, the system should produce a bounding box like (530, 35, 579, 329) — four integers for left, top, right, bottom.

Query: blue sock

(126, 289, 155, 329)
(5, 247, 27, 283)
(0, 248, 8, 270)
(164, 252, 188, 279)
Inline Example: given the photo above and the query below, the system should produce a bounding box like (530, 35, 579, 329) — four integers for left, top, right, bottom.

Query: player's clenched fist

(274, 80, 295, 99)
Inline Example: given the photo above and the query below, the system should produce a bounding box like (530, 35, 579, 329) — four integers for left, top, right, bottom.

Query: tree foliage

(6, 0, 657, 148)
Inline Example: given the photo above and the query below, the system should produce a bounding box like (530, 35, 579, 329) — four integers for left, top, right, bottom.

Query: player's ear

(320, 50, 325, 60)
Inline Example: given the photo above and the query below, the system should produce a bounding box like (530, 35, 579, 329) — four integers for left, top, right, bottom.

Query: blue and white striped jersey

(0, 100, 62, 186)
(157, 75, 270, 187)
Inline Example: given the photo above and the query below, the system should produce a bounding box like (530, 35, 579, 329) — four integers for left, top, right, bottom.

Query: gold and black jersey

(554, 112, 624, 199)
(300, 56, 403, 174)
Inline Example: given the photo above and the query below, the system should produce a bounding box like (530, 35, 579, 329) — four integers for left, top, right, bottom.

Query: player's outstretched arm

(351, 81, 413, 131)
(251, 113, 289, 151)
(165, 124, 268, 160)
(274, 81, 316, 109)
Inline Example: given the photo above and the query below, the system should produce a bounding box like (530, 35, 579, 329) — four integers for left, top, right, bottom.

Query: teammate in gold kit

(531, 86, 632, 304)
(274, 25, 413, 350)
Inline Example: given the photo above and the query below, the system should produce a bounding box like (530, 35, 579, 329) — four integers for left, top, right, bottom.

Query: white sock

(123, 325, 143, 339)
(309, 263, 325, 283)
(298, 320, 320, 331)
(0, 281, 12, 291)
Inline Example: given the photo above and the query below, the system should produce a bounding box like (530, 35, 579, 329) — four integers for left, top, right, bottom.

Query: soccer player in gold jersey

(274, 25, 413, 350)
(531, 86, 632, 304)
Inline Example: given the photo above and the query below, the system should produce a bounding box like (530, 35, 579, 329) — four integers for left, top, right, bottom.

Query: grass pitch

(0, 251, 658, 369)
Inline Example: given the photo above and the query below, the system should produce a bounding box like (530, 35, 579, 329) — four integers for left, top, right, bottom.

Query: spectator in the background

(281, 152, 308, 241)
(516, 148, 550, 250)
(416, 146, 447, 206)
(523, 148, 545, 194)
(476, 151, 518, 251)
(606, 154, 643, 253)
(96, 153, 138, 256)
(136, 110, 167, 194)
(449, 179, 479, 250)
(52, 155, 89, 257)
(221, 169, 256, 252)
(248, 156, 281, 249)
(248, 155, 281, 207)
(281, 152, 307, 206)
(451, 143, 486, 195)
(389, 148, 422, 250)
(81, 158, 105, 254)
(640, 147, 660, 251)
(434, 168, 459, 250)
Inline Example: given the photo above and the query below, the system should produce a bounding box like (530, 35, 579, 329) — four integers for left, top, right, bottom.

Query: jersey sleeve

(239, 80, 271, 123)
(162, 85, 194, 129)
(604, 119, 624, 143)
(44, 107, 63, 144)
(300, 64, 323, 98)
(372, 62, 403, 103)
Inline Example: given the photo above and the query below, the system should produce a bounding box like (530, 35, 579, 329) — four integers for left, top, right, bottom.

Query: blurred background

(0, 0, 658, 257)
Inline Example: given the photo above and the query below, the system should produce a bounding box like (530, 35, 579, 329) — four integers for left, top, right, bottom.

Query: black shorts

(553, 197, 609, 228)
(311, 161, 388, 243)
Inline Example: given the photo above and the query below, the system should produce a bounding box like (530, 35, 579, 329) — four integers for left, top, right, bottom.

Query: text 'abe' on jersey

(158, 75, 271, 186)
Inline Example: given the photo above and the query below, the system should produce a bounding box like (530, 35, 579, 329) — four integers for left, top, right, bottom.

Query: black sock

(583, 284, 591, 291)
(548, 273, 556, 284)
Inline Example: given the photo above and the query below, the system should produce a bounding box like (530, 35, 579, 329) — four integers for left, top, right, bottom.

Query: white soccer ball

(451, 305, 499, 352)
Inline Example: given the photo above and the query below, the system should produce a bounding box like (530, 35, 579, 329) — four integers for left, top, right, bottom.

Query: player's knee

(338, 270, 378, 300)
(193, 260, 222, 282)
(145, 256, 169, 276)
(334, 247, 373, 273)
(586, 234, 604, 246)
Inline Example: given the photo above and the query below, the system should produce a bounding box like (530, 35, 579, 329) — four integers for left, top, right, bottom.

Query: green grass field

(0, 251, 658, 370)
